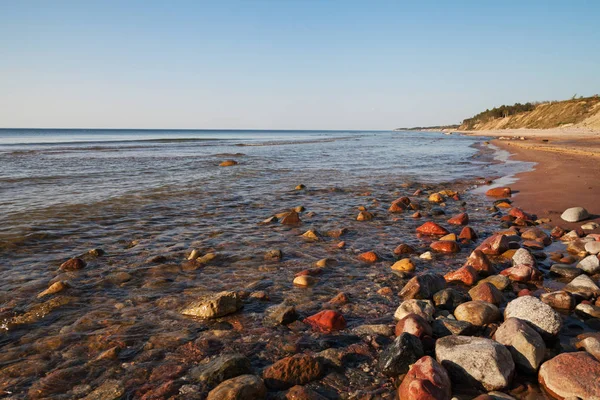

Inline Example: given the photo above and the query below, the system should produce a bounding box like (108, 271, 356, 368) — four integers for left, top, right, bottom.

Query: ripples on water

(0, 129, 531, 398)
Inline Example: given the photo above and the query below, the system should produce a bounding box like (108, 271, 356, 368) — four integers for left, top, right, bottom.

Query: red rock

(551, 226, 567, 239)
(430, 241, 460, 254)
(328, 292, 349, 305)
(263, 355, 324, 390)
(500, 215, 514, 222)
(358, 251, 378, 263)
(337, 241, 345, 248)
(285, 385, 327, 400)
(416, 222, 449, 236)
(464, 250, 495, 276)
(394, 243, 416, 255)
(219, 160, 238, 167)
(518, 289, 533, 297)
(509, 207, 532, 221)
(452, 194, 460, 201)
(522, 240, 544, 250)
(458, 226, 478, 241)
(444, 265, 478, 286)
(303, 310, 346, 332)
(281, 211, 301, 225)
(468, 282, 504, 305)
(448, 213, 469, 225)
(476, 234, 509, 255)
(500, 264, 542, 282)
(485, 187, 511, 197)
(295, 268, 323, 277)
(395, 314, 432, 338)
(398, 356, 451, 400)
(377, 287, 394, 296)
(539, 352, 600, 400)
(59, 258, 86, 271)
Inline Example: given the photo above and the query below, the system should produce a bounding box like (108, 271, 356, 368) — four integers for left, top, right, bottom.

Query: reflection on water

(0, 129, 533, 398)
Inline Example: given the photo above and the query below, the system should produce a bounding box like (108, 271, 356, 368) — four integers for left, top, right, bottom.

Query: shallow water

(0, 129, 543, 398)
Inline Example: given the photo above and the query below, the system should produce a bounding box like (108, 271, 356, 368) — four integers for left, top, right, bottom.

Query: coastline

(467, 127, 600, 232)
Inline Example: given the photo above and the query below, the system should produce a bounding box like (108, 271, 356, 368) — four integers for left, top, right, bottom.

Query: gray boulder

(504, 296, 562, 338)
(494, 318, 545, 373)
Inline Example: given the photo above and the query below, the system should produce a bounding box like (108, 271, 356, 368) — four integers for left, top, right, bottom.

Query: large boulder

(435, 336, 515, 391)
(398, 356, 451, 400)
(378, 333, 424, 377)
(400, 273, 446, 300)
(560, 207, 589, 222)
(454, 301, 501, 326)
(504, 296, 562, 338)
(207, 375, 266, 400)
(538, 352, 600, 399)
(395, 299, 435, 322)
(181, 291, 242, 319)
(494, 318, 545, 373)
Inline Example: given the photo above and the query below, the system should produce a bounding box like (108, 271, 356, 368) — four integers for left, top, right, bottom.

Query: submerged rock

(219, 160, 238, 167)
(207, 374, 266, 400)
(191, 354, 252, 387)
(262, 355, 324, 390)
(181, 291, 242, 319)
(59, 257, 86, 271)
(416, 221, 449, 236)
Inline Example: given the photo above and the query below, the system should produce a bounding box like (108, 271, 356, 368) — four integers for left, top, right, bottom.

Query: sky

(1, 0, 599, 130)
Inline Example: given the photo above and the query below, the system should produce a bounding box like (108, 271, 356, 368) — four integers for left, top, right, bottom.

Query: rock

(198, 252, 218, 264)
(280, 211, 301, 225)
(561, 207, 590, 222)
(358, 251, 379, 263)
(550, 264, 582, 279)
(521, 228, 550, 243)
(295, 184, 305, 190)
(563, 274, 600, 299)
(419, 251, 433, 260)
(188, 249, 200, 260)
(352, 324, 394, 337)
(37, 281, 68, 298)
(263, 355, 324, 390)
(391, 258, 415, 272)
(207, 375, 266, 400)
(8, 296, 74, 327)
(576, 334, 600, 361)
(540, 291, 575, 310)
(459, 226, 478, 241)
(509, 207, 532, 221)
(219, 160, 238, 167)
(263, 304, 297, 327)
(181, 291, 242, 319)
(512, 248, 536, 266)
(264, 249, 282, 261)
(428, 193, 444, 203)
(398, 356, 451, 400)
(448, 213, 469, 226)
(395, 299, 435, 322)
(357, 210, 374, 221)
(464, 250, 495, 276)
(582, 222, 600, 230)
(301, 230, 320, 241)
(378, 333, 424, 377)
(504, 296, 562, 338)
(444, 265, 478, 286)
(431, 318, 475, 337)
(575, 303, 600, 319)
(486, 187, 512, 197)
(191, 354, 252, 387)
(59, 258, 86, 271)
(585, 241, 600, 255)
(468, 283, 504, 305)
(81, 380, 124, 400)
(390, 197, 411, 212)
(440, 233, 457, 241)
(430, 241, 460, 254)
(477, 235, 509, 255)
(285, 385, 327, 400)
(454, 301, 501, 326)
(303, 310, 346, 332)
(435, 336, 515, 391)
(293, 275, 317, 287)
(479, 275, 510, 291)
(577, 254, 600, 274)
(394, 244, 416, 255)
(327, 292, 349, 305)
(433, 288, 468, 311)
(500, 264, 542, 282)
(416, 222, 449, 236)
(395, 314, 432, 338)
(538, 352, 600, 399)
(494, 318, 545, 373)
(315, 258, 336, 268)
(400, 273, 446, 300)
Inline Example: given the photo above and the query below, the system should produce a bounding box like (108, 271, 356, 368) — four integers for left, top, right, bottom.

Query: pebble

(561, 206, 589, 222)
(550, 263, 582, 279)
(293, 275, 317, 287)
(181, 291, 242, 319)
(399, 273, 446, 300)
(419, 251, 433, 260)
(563, 274, 600, 299)
(37, 281, 68, 298)
(391, 258, 415, 272)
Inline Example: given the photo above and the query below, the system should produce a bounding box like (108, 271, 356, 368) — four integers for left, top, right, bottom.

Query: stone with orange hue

(285, 385, 327, 400)
(464, 250, 495, 276)
(391, 258, 415, 272)
(440, 233, 457, 241)
(412, 211, 422, 218)
(219, 160, 238, 167)
(416, 222, 449, 236)
(377, 287, 394, 296)
(430, 241, 460, 254)
(500, 265, 542, 282)
(294, 268, 322, 277)
(328, 292, 349, 305)
(398, 356, 451, 400)
(263, 355, 324, 390)
(356, 211, 373, 221)
(337, 241, 345, 248)
(448, 213, 469, 225)
(468, 282, 504, 305)
(395, 313, 432, 338)
(538, 352, 600, 400)
(485, 187, 511, 197)
(394, 243, 415, 255)
(428, 193, 444, 203)
(389, 197, 411, 212)
(280, 210, 301, 225)
(444, 265, 478, 286)
(400, 273, 446, 300)
(509, 207, 532, 220)
(459, 226, 478, 241)
(60, 258, 86, 271)
(358, 251, 378, 263)
(476, 234, 509, 255)
(303, 310, 346, 332)
(496, 201, 512, 208)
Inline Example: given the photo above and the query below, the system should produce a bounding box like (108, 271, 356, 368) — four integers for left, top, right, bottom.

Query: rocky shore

(2, 169, 600, 399)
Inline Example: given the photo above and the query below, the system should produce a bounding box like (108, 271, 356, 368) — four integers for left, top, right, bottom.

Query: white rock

(494, 318, 545, 373)
(394, 299, 435, 322)
(584, 241, 600, 255)
(561, 207, 589, 222)
(181, 291, 242, 318)
(577, 255, 600, 274)
(504, 296, 562, 338)
(512, 248, 535, 266)
(582, 222, 600, 230)
(564, 274, 600, 299)
(419, 251, 433, 260)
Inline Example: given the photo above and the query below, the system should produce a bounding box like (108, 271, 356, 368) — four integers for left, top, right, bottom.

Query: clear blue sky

(1, 0, 599, 130)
